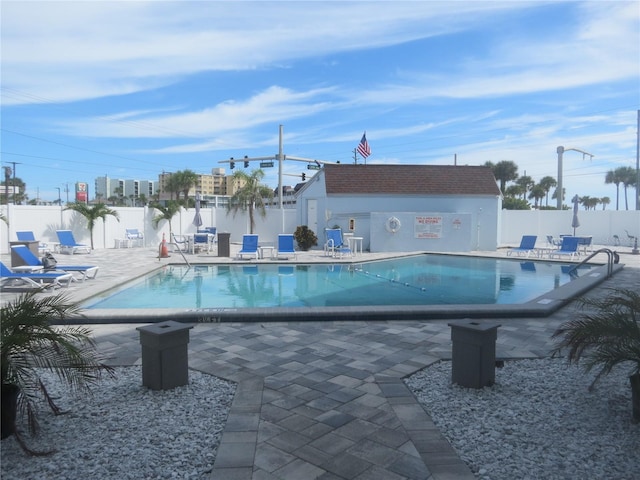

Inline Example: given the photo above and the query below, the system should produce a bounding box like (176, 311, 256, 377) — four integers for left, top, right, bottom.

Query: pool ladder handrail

(166, 241, 191, 268)
(565, 248, 617, 278)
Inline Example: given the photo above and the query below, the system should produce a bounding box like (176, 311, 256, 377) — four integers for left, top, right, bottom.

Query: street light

(556, 146, 594, 209)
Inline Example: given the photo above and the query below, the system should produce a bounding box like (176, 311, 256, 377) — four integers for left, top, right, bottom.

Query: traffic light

(229, 157, 235, 169)
(302, 173, 306, 181)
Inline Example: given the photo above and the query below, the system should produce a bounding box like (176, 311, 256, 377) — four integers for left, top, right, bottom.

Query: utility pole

(217, 125, 335, 231)
(636, 110, 640, 212)
(8, 161, 21, 204)
(556, 146, 594, 210)
(352, 149, 358, 165)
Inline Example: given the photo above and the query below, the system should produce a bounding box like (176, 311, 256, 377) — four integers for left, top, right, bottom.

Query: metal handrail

(565, 248, 616, 278)
(166, 241, 191, 268)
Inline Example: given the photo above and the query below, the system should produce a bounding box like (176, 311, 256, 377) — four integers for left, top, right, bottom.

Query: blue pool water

(84, 255, 592, 310)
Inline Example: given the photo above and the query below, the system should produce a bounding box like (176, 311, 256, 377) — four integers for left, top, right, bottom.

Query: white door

(306, 199, 318, 235)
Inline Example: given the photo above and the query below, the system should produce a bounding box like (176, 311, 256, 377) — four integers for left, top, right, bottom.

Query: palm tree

(516, 175, 534, 201)
(504, 184, 524, 199)
(539, 176, 557, 207)
(600, 196, 610, 210)
(619, 166, 637, 211)
(175, 170, 199, 202)
(64, 202, 120, 249)
(150, 200, 182, 237)
(227, 169, 274, 234)
(528, 184, 546, 209)
(485, 160, 518, 194)
(551, 288, 640, 423)
(605, 167, 625, 210)
(579, 195, 598, 211)
(1, 292, 114, 450)
(164, 173, 181, 201)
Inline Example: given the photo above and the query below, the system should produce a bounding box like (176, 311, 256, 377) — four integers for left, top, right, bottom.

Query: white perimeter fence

(0, 204, 638, 255)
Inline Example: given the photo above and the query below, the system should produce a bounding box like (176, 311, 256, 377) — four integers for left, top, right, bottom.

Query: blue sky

(1, 1, 639, 207)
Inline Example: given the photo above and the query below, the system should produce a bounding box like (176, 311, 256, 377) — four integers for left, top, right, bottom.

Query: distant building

(95, 176, 157, 204)
(158, 168, 246, 199)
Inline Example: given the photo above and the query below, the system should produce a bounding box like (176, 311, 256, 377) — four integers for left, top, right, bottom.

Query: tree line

(484, 161, 637, 210)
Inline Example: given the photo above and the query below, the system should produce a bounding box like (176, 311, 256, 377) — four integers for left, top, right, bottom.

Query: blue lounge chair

(237, 234, 259, 260)
(506, 235, 537, 257)
(549, 236, 580, 259)
(276, 234, 296, 260)
(16, 231, 48, 253)
(56, 230, 91, 254)
(1, 262, 74, 289)
(10, 245, 98, 281)
(324, 228, 352, 258)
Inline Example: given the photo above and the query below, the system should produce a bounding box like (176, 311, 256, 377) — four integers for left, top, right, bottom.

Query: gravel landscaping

(0, 368, 235, 480)
(2, 359, 639, 479)
(406, 358, 640, 480)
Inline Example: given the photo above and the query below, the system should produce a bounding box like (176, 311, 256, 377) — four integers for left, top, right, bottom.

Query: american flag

(357, 132, 371, 159)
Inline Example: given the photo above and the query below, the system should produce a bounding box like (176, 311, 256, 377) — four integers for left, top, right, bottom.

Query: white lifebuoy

(385, 216, 401, 233)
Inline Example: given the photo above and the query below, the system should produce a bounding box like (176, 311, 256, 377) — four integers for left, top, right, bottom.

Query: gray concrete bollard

(448, 320, 501, 389)
(137, 321, 194, 390)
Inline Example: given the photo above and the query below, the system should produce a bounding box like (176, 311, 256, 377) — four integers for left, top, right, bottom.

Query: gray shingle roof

(323, 164, 501, 196)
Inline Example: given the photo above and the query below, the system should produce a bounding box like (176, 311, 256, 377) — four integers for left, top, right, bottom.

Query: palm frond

(551, 288, 640, 382)
(1, 291, 115, 444)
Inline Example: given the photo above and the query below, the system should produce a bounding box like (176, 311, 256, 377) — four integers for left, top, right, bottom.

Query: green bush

(293, 226, 318, 251)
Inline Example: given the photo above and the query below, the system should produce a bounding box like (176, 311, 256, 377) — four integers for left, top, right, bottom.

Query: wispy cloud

(2, 1, 545, 105)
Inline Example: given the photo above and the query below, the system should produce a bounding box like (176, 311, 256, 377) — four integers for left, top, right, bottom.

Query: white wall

(500, 209, 640, 247)
(2, 203, 638, 254)
(370, 212, 473, 252)
(0, 204, 298, 254)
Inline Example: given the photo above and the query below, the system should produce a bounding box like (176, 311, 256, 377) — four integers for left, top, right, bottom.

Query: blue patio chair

(276, 234, 296, 260)
(191, 233, 212, 254)
(198, 227, 217, 240)
(56, 230, 91, 254)
(506, 235, 537, 257)
(546, 235, 561, 248)
(324, 228, 352, 258)
(549, 236, 580, 259)
(170, 233, 189, 252)
(1, 262, 74, 289)
(10, 245, 98, 281)
(125, 228, 145, 247)
(237, 234, 259, 260)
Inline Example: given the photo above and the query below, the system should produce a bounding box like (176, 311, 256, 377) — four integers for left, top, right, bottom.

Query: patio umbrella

(571, 194, 580, 236)
(192, 192, 203, 228)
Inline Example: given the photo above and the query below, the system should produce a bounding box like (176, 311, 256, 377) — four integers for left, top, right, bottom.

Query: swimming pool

(79, 254, 617, 324)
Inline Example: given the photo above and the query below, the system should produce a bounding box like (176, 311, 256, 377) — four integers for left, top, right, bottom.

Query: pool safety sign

(414, 215, 443, 239)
